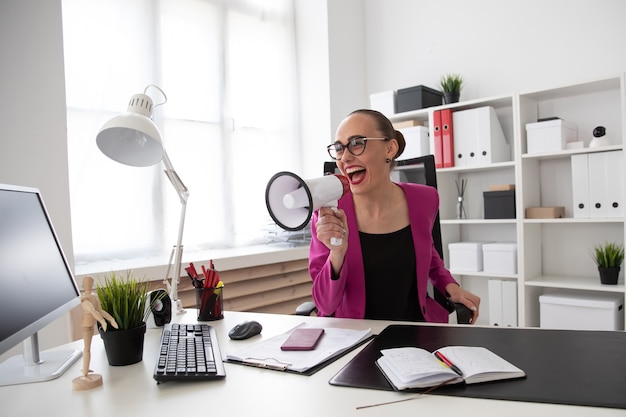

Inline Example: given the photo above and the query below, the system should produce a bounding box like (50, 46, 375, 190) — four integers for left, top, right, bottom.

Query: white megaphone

(265, 172, 350, 244)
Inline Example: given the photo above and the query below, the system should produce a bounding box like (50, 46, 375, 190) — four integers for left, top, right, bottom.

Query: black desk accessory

(330, 324, 626, 409)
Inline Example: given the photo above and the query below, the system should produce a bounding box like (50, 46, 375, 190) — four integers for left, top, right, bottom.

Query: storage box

(484, 190, 516, 219)
(399, 126, 429, 159)
(369, 91, 396, 116)
(525, 206, 565, 219)
(392, 119, 422, 129)
(482, 243, 517, 274)
(448, 242, 485, 272)
(488, 184, 515, 191)
(396, 85, 443, 113)
(539, 293, 624, 331)
(526, 119, 578, 154)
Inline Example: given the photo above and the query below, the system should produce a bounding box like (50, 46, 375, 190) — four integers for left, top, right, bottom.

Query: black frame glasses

(326, 137, 387, 160)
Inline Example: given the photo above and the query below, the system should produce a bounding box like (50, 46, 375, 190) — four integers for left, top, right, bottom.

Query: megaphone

(265, 172, 350, 243)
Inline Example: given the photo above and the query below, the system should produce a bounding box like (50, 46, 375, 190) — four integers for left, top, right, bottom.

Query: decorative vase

(99, 322, 147, 366)
(443, 91, 460, 104)
(598, 266, 620, 285)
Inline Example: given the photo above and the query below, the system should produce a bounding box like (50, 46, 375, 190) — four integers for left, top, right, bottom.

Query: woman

(309, 109, 480, 323)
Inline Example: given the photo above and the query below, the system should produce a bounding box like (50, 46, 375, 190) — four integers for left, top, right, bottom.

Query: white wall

(0, 0, 74, 357)
(362, 0, 626, 101)
(298, 0, 626, 177)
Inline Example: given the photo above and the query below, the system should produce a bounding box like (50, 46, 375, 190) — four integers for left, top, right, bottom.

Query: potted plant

(440, 73, 463, 104)
(96, 270, 156, 365)
(590, 242, 624, 285)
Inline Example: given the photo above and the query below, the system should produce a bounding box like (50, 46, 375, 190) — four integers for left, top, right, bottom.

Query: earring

(385, 158, 391, 163)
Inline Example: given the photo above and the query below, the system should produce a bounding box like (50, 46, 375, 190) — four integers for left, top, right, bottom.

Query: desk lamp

(96, 85, 188, 314)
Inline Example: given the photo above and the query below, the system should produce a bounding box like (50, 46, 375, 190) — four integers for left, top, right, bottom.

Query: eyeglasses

(326, 137, 387, 160)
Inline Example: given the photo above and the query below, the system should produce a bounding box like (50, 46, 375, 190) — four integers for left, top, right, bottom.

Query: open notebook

(376, 346, 525, 390)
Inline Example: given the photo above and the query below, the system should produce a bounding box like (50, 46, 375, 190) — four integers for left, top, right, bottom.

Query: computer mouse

(228, 320, 263, 340)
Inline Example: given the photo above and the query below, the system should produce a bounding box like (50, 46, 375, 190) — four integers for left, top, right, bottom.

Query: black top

(360, 225, 424, 322)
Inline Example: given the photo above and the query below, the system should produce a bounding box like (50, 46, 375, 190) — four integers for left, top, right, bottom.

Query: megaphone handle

(329, 205, 342, 246)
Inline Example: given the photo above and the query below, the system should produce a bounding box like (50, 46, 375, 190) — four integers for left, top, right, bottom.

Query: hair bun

(394, 129, 406, 159)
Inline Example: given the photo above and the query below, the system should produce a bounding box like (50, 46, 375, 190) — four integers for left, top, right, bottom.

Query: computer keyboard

(153, 323, 226, 383)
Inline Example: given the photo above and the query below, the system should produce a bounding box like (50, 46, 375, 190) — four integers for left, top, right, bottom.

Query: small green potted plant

(440, 73, 463, 104)
(96, 270, 157, 365)
(590, 242, 624, 285)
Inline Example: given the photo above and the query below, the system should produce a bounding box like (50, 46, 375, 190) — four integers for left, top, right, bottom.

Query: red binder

(441, 109, 455, 168)
(432, 110, 443, 168)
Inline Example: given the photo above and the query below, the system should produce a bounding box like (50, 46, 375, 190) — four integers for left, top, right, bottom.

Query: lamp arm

(161, 149, 189, 314)
(162, 150, 189, 204)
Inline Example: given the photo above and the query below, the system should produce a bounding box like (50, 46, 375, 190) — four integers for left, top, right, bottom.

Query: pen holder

(196, 285, 224, 321)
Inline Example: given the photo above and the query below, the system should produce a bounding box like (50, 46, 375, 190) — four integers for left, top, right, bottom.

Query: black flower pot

(99, 322, 146, 366)
(598, 266, 620, 285)
(443, 91, 460, 104)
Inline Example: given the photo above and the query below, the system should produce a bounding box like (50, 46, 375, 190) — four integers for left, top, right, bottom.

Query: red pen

(201, 265, 209, 288)
(434, 351, 463, 376)
(188, 262, 199, 277)
(208, 260, 218, 287)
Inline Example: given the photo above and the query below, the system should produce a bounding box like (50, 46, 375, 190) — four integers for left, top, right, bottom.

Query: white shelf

(390, 74, 626, 330)
(442, 219, 517, 225)
(523, 217, 624, 224)
(450, 270, 519, 280)
(525, 275, 625, 293)
(436, 161, 515, 174)
(522, 144, 623, 160)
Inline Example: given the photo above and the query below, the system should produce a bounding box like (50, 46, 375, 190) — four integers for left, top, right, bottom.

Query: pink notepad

(280, 328, 325, 351)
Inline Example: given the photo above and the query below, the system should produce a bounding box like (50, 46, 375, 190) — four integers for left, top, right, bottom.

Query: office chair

(295, 155, 473, 324)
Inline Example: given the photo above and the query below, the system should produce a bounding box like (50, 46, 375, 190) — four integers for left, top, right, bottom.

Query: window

(63, 0, 300, 268)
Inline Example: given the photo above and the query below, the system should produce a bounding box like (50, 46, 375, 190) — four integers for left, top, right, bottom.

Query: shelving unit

(389, 74, 626, 330)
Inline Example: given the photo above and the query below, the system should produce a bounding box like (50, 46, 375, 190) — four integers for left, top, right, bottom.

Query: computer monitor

(0, 183, 82, 386)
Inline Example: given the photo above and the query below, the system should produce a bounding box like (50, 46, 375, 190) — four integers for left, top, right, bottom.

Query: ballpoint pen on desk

(434, 350, 463, 376)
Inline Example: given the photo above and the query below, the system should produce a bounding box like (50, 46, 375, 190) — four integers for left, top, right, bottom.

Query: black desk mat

(329, 324, 626, 409)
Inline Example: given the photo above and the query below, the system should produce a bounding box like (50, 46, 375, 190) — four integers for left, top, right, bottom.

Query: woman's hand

(446, 283, 481, 324)
(316, 207, 348, 249)
(315, 207, 349, 274)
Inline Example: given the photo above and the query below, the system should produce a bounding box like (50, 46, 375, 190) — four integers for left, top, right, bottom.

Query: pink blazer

(308, 182, 457, 323)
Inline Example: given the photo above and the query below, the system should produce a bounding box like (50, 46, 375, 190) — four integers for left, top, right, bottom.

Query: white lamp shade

(96, 93, 165, 167)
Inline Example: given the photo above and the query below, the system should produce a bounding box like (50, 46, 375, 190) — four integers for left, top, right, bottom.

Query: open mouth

(345, 166, 366, 184)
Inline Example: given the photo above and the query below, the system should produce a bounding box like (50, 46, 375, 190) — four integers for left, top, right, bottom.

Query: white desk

(0, 311, 622, 416)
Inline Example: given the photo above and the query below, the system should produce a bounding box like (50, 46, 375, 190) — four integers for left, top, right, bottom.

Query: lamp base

(173, 299, 185, 314)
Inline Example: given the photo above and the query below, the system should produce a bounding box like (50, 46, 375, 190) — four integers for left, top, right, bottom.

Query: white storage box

(526, 119, 578, 154)
(448, 242, 484, 272)
(482, 242, 517, 274)
(539, 293, 624, 331)
(399, 126, 429, 159)
(369, 91, 396, 117)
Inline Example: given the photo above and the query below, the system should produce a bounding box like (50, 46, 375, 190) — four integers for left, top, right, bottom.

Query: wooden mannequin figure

(72, 275, 118, 391)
